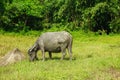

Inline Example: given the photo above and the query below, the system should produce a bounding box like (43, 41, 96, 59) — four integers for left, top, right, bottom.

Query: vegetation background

(0, 0, 120, 34)
(0, 0, 120, 80)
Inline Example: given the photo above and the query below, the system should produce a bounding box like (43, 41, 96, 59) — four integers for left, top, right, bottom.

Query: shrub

(110, 18, 120, 33)
(82, 2, 111, 34)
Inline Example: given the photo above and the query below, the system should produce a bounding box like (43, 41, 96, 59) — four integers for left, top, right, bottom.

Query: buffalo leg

(49, 52, 52, 59)
(41, 48, 45, 61)
(35, 52, 38, 60)
(61, 50, 66, 60)
(30, 53, 35, 61)
(68, 46, 72, 60)
(61, 44, 68, 60)
(61, 47, 66, 60)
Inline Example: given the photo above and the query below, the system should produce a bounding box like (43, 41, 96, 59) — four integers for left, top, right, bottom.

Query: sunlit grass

(0, 32, 120, 80)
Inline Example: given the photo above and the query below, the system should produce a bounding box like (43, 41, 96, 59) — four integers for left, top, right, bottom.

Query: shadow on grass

(32, 57, 76, 61)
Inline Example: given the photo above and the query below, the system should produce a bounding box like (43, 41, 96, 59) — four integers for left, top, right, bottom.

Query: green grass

(0, 32, 120, 80)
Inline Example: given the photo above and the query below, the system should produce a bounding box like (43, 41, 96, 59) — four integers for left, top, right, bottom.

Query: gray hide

(28, 31, 73, 61)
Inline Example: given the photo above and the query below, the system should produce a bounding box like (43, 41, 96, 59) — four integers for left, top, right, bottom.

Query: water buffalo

(28, 31, 73, 61)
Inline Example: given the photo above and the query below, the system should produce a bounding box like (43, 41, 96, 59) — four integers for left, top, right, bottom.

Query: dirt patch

(86, 67, 120, 80)
(109, 44, 120, 49)
(106, 67, 120, 80)
(0, 48, 25, 66)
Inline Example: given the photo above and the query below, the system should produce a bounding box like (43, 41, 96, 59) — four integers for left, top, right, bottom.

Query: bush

(110, 18, 120, 33)
(82, 2, 112, 34)
(1, 0, 43, 32)
(0, 0, 120, 34)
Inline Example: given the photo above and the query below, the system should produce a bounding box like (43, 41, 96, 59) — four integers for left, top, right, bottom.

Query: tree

(0, 0, 120, 33)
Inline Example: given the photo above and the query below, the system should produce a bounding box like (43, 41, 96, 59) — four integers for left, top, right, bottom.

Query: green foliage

(110, 18, 120, 33)
(0, 0, 43, 32)
(0, 0, 120, 33)
(82, 2, 111, 33)
(109, 0, 120, 33)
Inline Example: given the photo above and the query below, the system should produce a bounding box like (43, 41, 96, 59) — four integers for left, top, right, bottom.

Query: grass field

(0, 32, 120, 80)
